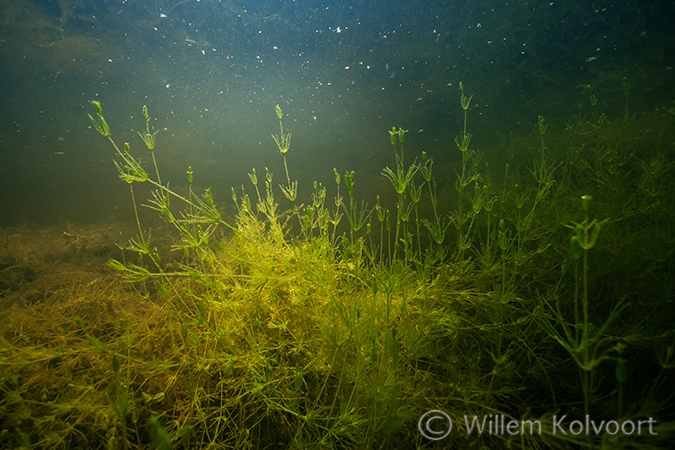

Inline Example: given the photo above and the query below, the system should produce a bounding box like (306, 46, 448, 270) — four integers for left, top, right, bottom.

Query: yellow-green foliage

(2, 95, 675, 450)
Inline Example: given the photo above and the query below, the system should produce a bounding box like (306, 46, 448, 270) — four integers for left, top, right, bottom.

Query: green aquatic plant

(622, 77, 636, 129)
(137, 104, 162, 186)
(381, 126, 417, 262)
(90, 101, 150, 263)
(540, 195, 626, 418)
(33, 94, 668, 449)
(75, 317, 133, 449)
(89, 101, 235, 280)
(272, 104, 298, 201)
(342, 169, 373, 248)
(138, 105, 160, 150)
(298, 180, 330, 240)
(419, 152, 449, 261)
(382, 127, 416, 196)
(149, 416, 172, 450)
(451, 82, 481, 261)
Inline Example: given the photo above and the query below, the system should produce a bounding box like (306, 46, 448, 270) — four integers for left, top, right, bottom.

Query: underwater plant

(3, 81, 675, 449)
(272, 104, 298, 202)
(82, 93, 675, 449)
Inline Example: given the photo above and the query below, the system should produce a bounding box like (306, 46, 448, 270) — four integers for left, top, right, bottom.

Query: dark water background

(1, 0, 673, 226)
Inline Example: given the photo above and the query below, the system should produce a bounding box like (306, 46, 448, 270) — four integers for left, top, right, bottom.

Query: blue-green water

(1, 0, 673, 225)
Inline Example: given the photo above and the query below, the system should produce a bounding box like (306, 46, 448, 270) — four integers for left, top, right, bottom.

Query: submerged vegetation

(2, 84, 675, 449)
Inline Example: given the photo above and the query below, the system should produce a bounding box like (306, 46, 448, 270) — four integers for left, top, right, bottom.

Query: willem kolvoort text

(462, 415, 658, 436)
